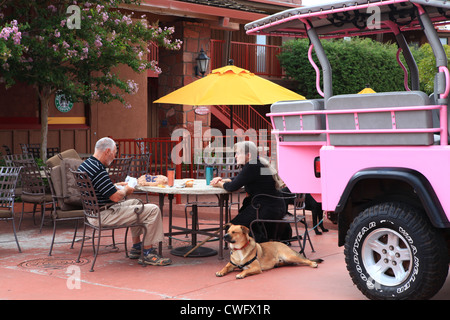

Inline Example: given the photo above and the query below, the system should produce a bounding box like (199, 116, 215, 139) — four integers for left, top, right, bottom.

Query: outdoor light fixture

(195, 47, 210, 77)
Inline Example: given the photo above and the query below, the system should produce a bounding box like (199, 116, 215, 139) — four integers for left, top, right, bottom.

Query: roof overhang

(124, 0, 269, 24)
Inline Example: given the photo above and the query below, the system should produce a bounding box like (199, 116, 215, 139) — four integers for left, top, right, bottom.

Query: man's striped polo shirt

(78, 156, 116, 206)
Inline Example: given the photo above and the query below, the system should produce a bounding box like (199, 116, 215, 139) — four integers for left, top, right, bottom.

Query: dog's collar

(232, 240, 250, 251)
(230, 253, 257, 270)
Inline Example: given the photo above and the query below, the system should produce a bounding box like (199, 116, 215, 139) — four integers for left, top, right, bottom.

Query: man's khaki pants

(89, 199, 164, 246)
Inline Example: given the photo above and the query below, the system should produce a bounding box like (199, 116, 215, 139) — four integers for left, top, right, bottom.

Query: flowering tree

(0, 0, 182, 160)
(0, 20, 24, 85)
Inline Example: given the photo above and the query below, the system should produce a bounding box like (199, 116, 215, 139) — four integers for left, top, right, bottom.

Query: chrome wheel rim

(362, 228, 413, 287)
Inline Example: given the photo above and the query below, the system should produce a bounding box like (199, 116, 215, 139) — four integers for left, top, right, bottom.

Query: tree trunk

(38, 86, 52, 162)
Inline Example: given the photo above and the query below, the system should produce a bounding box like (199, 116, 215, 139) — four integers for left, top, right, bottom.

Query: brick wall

(158, 21, 212, 138)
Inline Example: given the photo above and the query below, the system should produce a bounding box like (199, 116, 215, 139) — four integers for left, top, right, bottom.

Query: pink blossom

(122, 15, 132, 25)
(91, 91, 99, 99)
(0, 27, 12, 40)
(127, 80, 139, 94)
(80, 47, 89, 60)
(94, 35, 102, 48)
(12, 31, 21, 45)
(48, 5, 57, 13)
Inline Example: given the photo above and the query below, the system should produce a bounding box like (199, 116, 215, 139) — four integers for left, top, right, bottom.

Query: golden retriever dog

(216, 224, 322, 279)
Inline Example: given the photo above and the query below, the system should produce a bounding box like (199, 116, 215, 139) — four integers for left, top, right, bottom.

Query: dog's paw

(236, 273, 246, 279)
(311, 262, 318, 268)
(215, 271, 224, 277)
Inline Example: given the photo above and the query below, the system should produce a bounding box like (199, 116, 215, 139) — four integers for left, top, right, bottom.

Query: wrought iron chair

(107, 157, 132, 184)
(0, 166, 22, 252)
(250, 192, 314, 256)
(3, 153, 35, 198)
(2, 145, 12, 155)
(44, 164, 84, 256)
(3, 153, 35, 167)
(20, 143, 40, 155)
(20, 143, 60, 159)
(12, 158, 53, 232)
(71, 169, 147, 272)
(121, 153, 151, 202)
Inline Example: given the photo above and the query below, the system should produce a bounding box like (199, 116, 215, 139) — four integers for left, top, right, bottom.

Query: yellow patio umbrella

(154, 65, 305, 106)
(358, 86, 376, 94)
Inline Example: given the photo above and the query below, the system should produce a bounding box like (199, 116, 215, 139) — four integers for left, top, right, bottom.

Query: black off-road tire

(344, 202, 448, 300)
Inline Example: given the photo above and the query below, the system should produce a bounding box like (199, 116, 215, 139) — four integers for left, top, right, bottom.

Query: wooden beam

(122, 0, 268, 23)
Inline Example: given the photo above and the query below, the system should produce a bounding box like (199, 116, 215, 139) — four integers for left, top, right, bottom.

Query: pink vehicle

(246, 0, 450, 299)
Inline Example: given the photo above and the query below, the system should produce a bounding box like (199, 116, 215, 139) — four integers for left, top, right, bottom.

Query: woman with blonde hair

(211, 140, 290, 242)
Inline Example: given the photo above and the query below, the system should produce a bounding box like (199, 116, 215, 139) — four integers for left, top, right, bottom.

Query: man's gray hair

(95, 137, 116, 152)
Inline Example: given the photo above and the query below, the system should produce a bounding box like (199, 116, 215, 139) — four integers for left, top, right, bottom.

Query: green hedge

(278, 37, 424, 99)
(416, 43, 450, 95)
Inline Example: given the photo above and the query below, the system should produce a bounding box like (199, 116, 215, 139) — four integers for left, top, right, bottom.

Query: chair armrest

(251, 193, 297, 208)
(132, 198, 145, 216)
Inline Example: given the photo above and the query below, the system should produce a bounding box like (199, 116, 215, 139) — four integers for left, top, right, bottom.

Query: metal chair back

(121, 153, 150, 178)
(250, 192, 314, 255)
(107, 157, 132, 184)
(2, 145, 12, 155)
(70, 169, 101, 222)
(12, 159, 45, 196)
(193, 155, 219, 179)
(3, 154, 34, 192)
(3, 153, 34, 166)
(20, 143, 40, 154)
(20, 144, 60, 159)
(0, 166, 21, 210)
(0, 166, 22, 252)
(218, 156, 240, 178)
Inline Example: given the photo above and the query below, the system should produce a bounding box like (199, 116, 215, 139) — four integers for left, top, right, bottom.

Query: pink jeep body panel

(320, 146, 450, 218)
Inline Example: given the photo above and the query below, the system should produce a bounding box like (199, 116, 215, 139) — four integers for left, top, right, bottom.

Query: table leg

(191, 203, 197, 246)
(168, 194, 174, 249)
(224, 194, 229, 251)
(170, 201, 217, 258)
(218, 194, 229, 260)
(157, 193, 165, 253)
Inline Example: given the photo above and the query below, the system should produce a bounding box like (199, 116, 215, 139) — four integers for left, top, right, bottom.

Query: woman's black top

(222, 160, 280, 197)
(222, 160, 287, 242)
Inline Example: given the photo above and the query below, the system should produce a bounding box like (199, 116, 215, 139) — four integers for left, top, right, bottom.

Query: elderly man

(78, 137, 171, 266)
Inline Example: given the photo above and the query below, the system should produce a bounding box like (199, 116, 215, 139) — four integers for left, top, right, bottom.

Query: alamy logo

(367, 6, 381, 30)
(66, 5, 81, 30)
(66, 265, 81, 289)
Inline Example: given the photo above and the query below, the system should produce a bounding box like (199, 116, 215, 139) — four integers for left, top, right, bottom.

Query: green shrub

(278, 37, 411, 98)
(415, 43, 450, 95)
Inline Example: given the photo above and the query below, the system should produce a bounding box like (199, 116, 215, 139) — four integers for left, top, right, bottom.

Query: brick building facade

(0, 0, 300, 154)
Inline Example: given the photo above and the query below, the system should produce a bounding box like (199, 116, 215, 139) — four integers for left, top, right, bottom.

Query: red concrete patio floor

(1, 195, 449, 302)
